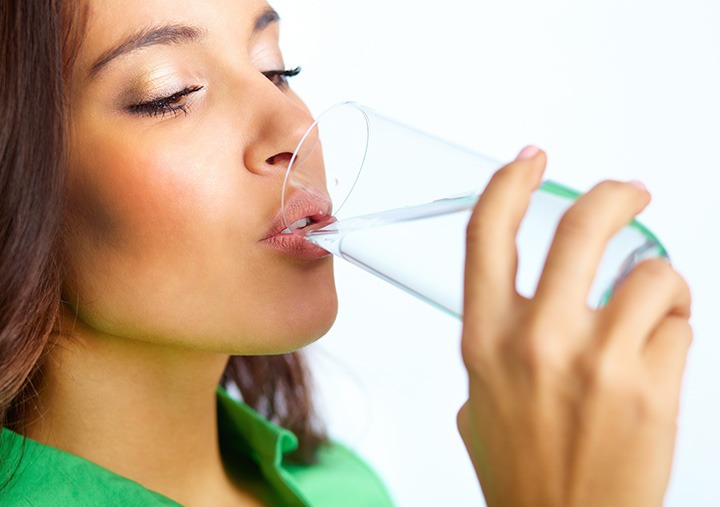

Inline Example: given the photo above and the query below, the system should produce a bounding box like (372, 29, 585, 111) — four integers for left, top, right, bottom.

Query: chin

(218, 269, 339, 355)
(254, 256, 339, 354)
(257, 287, 339, 355)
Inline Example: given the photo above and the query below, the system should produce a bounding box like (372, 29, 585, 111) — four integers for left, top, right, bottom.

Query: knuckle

(592, 179, 650, 210)
(593, 179, 626, 194)
(663, 316, 694, 349)
(590, 179, 640, 203)
(460, 328, 496, 375)
(585, 354, 643, 410)
(632, 381, 675, 421)
(585, 353, 668, 419)
(555, 204, 594, 240)
(681, 320, 694, 346)
(633, 257, 676, 282)
(588, 353, 625, 393)
(456, 403, 470, 434)
(554, 180, 636, 240)
(466, 198, 499, 242)
(491, 161, 522, 185)
(507, 313, 566, 378)
(511, 338, 546, 377)
(461, 301, 529, 378)
(633, 260, 691, 306)
(465, 205, 488, 239)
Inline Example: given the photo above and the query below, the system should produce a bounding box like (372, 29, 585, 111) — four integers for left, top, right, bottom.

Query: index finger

(463, 146, 545, 325)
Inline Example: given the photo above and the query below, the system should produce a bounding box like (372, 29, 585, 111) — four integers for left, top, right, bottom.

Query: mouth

(261, 190, 335, 260)
(265, 190, 334, 239)
(280, 212, 336, 235)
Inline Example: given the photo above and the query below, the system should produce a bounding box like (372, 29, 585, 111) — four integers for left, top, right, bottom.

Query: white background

(271, 1, 720, 505)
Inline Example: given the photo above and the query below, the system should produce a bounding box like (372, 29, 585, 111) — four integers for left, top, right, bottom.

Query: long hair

(0, 0, 324, 465)
(0, 0, 65, 425)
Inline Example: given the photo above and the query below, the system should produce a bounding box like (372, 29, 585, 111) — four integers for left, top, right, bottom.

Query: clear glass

(281, 102, 667, 320)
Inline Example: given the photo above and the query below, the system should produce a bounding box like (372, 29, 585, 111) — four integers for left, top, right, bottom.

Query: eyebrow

(88, 7, 280, 79)
(254, 7, 280, 32)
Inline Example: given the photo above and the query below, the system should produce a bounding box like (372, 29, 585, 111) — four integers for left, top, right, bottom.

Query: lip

(261, 190, 335, 260)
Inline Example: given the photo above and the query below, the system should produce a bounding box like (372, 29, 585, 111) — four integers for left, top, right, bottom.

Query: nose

(243, 80, 315, 177)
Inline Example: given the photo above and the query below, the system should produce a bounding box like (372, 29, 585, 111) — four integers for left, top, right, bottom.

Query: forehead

(83, 0, 271, 26)
(75, 0, 274, 72)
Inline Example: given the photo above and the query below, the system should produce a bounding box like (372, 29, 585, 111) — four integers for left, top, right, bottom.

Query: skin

(22, 0, 692, 506)
(62, 0, 336, 352)
(458, 147, 692, 506)
(29, 0, 335, 505)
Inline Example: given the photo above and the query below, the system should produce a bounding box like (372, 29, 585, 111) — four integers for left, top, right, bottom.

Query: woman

(0, 0, 692, 506)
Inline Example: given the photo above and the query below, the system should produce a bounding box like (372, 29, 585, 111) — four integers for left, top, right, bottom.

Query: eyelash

(128, 67, 301, 119)
(128, 85, 204, 118)
(261, 66, 301, 88)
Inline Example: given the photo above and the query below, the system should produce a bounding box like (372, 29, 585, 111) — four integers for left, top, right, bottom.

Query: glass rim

(281, 101, 371, 232)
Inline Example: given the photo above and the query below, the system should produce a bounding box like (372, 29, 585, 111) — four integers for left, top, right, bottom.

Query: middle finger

(534, 180, 651, 313)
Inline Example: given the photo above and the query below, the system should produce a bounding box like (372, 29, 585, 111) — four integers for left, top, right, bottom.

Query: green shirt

(0, 389, 394, 506)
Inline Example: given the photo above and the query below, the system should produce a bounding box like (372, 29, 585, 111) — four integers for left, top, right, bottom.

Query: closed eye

(128, 85, 204, 118)
(261, 66, 301, 88)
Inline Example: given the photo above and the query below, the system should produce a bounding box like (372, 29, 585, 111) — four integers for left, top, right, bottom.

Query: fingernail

(516, 145, 540, 161)
(628, 180, 647, 192)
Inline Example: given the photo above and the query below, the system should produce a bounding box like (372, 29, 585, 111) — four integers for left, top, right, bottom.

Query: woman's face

(62, 0, 337, 353)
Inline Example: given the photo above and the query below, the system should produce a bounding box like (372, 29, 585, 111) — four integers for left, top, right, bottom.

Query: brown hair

(0, 0, 65, 425)
(1, 0, 324, 466)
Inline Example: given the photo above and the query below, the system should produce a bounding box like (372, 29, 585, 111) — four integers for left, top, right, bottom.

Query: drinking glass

(281, 102, 667, 320)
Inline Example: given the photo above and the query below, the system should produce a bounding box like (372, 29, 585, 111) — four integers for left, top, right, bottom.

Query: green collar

(0, 388, 309, 506)
(216, 387, 309, 506)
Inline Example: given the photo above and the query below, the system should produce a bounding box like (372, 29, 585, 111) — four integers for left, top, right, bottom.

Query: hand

(457, 146, 692, 507)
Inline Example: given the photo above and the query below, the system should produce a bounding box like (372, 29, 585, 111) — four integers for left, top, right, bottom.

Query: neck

(24, 307, 241, 505)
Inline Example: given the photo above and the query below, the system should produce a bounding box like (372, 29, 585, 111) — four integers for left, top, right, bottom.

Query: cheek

(64, 127, 243, 324)
(66, 112, 260, 269)
(62, 125, 337, 351)
(68, 139, 232, 249)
